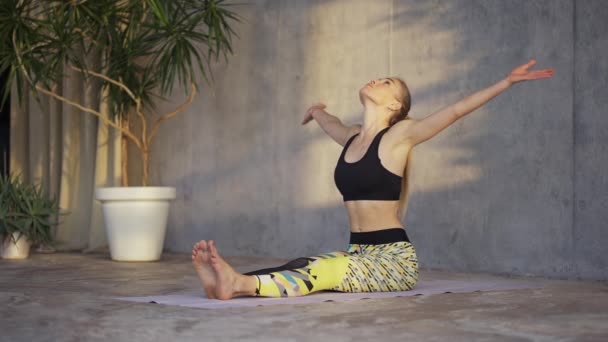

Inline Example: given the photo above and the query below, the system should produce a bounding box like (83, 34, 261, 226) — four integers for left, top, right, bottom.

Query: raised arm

(396, 59, 554, 146)
(302, 102, 361, 146)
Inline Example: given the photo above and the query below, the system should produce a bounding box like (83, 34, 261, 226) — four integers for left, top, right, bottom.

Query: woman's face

(359, 77, 402, 107)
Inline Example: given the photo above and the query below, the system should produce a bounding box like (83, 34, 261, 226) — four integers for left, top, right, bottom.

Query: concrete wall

(573, 1, 608, 280)
(138, 0, 608, 280)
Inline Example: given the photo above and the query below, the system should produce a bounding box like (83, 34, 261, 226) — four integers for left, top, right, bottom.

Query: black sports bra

(334, 126, 402, 202)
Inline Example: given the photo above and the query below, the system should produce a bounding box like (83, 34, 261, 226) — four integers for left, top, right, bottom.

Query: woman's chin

(359, 89, 374, 101)
(358, 91, 366, 104)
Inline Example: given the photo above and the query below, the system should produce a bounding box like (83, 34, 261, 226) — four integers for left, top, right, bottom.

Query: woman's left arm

(399, 59, 554, 147)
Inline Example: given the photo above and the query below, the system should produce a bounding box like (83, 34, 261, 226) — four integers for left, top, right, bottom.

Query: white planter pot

(1, 232, 32, 259)
(95, 186, 176, 262)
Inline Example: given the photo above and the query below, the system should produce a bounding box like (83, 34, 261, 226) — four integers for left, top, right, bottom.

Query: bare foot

(191, 240, 217, 299)
(207, 240, 254, 300)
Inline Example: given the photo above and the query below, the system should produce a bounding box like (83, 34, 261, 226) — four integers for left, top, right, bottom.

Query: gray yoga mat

(114, 278, 545, 309)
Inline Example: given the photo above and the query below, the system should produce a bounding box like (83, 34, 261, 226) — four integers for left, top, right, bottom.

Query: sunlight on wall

(413, 144, 483, 193)
(294, 0, 368, 210)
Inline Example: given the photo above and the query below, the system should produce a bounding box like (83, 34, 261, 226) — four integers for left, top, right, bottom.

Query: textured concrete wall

(573, 0, 608, 280)
(140, 0, 607, 280)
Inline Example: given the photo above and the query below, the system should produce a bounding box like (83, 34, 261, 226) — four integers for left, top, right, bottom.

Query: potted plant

(0, 173, 64, 259)
(0, 0, 241, 261)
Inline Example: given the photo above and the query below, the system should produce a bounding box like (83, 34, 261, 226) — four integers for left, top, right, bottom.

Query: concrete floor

(1, 252, 607, 342)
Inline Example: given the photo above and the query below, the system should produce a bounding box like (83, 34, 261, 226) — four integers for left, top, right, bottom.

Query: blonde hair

(388, 77, 413, 221)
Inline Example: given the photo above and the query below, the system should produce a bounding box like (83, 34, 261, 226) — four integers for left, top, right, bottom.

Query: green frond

(0, 0, 241, 151)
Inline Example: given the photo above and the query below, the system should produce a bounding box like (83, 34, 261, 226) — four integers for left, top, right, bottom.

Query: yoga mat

(114, 278, 545, 309)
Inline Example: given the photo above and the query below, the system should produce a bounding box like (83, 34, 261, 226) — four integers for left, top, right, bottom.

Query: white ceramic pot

(95, 186, 176, 262)
(1, 232, 32, 259)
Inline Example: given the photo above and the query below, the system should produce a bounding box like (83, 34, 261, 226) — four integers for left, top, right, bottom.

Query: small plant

(0, 173, 66, 247)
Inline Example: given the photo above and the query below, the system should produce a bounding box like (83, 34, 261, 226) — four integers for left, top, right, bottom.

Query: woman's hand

(302, 102, 327, 125)
(506, 59, 554, 85)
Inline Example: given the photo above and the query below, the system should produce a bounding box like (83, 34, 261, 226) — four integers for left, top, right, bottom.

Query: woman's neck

(361, 107, 391, 135)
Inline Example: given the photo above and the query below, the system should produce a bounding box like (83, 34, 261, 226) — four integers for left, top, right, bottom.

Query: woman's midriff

(344, 200, 405, 232)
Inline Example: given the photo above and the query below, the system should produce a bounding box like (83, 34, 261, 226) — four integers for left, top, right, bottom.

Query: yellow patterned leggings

(243, 228, 419, 297)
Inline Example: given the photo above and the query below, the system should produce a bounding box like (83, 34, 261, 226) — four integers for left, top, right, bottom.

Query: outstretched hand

(507, 59, 554, 84)
(302, 102, 327, 125)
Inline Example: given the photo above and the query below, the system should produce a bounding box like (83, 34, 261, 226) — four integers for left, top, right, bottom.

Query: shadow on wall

(151, 1, 584, 279)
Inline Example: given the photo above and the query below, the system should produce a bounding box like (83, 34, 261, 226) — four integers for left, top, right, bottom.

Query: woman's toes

(209, 240, 218, 257)
(210, 255, 221, 272)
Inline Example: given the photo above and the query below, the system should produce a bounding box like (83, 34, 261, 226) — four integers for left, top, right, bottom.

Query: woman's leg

(192, 237, 418, 299)
(331, 241, 419, 293)
(193, 241, 350, 299)
(243, 257, 316, 276)
(251, 251, 351, 297)
(246, 242, 418, 297)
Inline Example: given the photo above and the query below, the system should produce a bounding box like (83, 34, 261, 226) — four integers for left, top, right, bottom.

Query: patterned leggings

(243, 228, 419, 297)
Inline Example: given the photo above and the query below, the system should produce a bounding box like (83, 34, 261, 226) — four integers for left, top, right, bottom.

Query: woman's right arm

(302, 103, 359, 146)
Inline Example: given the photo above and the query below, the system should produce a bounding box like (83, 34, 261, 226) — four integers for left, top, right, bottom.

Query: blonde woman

(192, 60, 554, 300)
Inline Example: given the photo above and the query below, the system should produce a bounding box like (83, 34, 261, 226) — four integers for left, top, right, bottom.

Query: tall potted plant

(0, 0, 241, 261)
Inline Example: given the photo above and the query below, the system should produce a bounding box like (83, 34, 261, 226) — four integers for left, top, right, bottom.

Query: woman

(191, 59, 554, 300)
